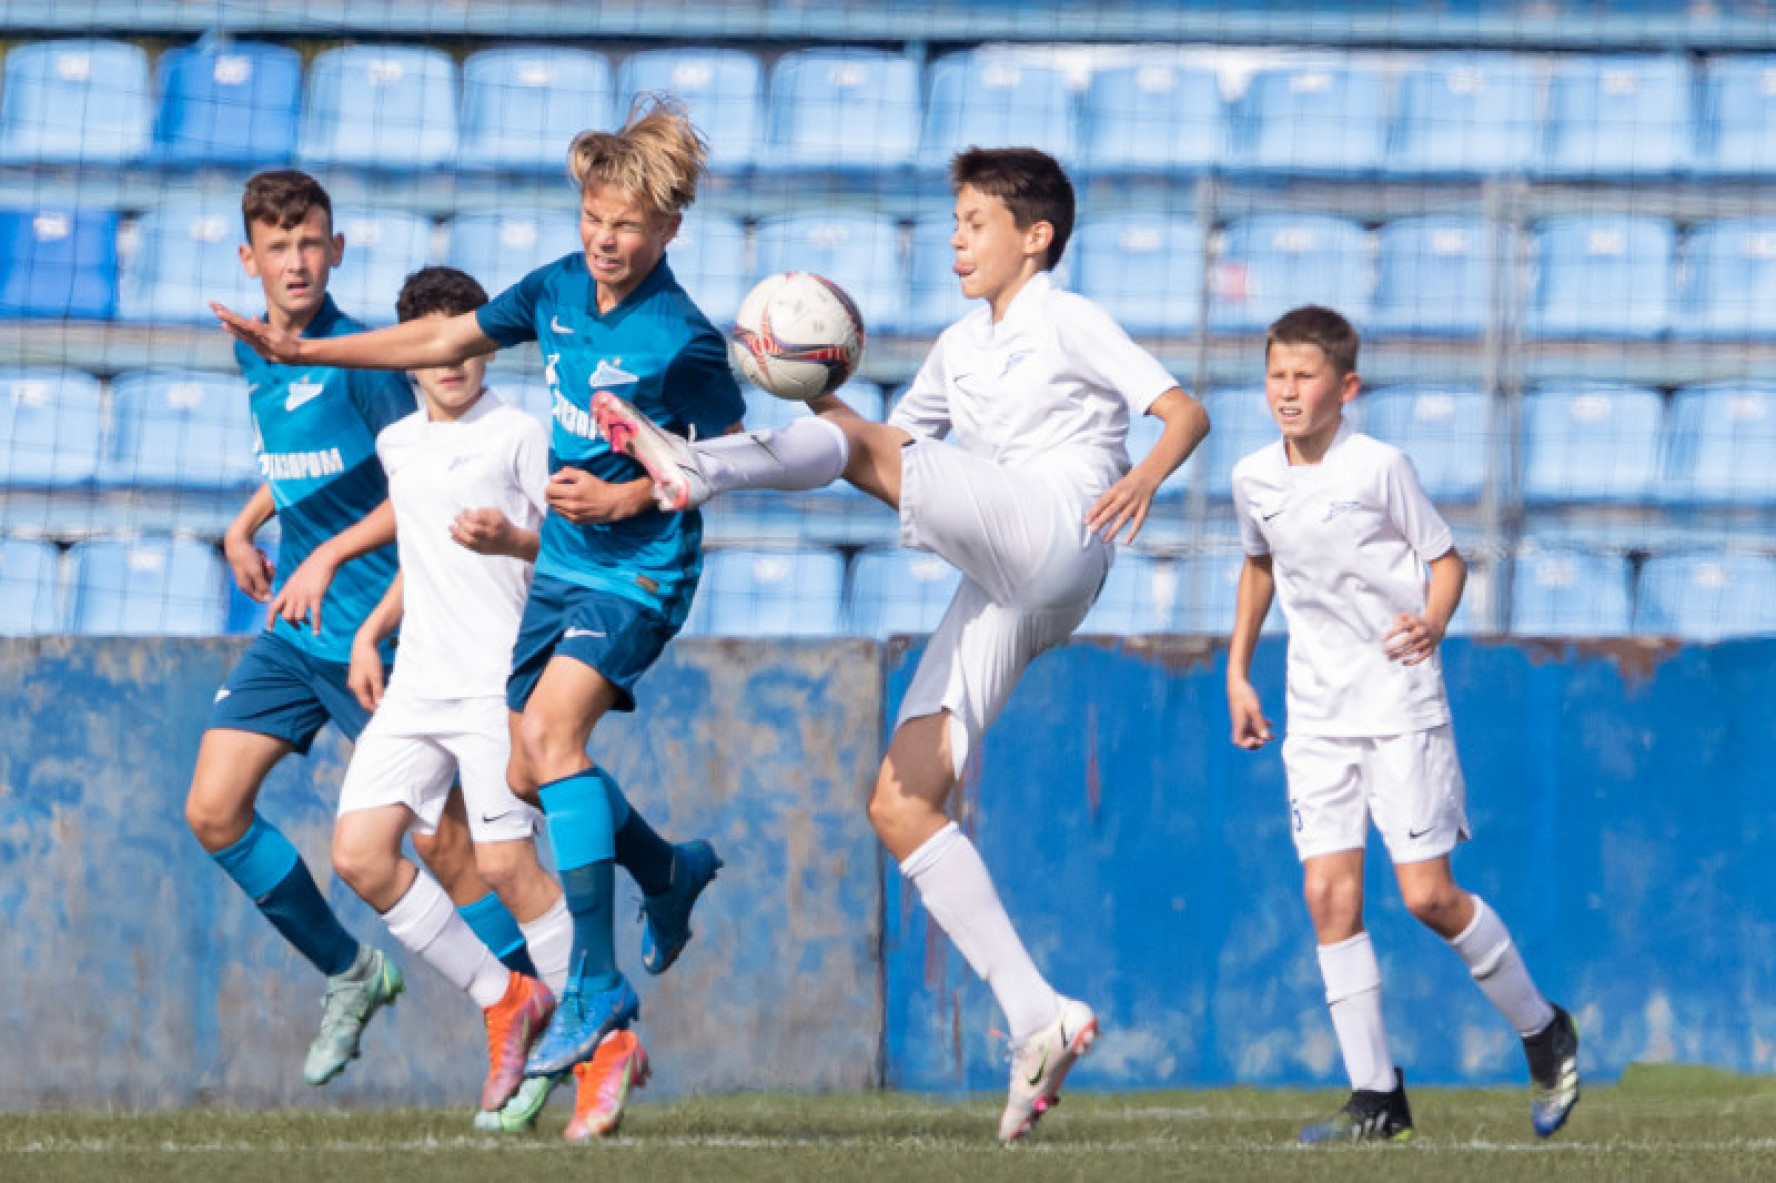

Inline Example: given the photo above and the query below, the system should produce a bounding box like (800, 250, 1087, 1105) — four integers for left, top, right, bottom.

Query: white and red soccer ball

(730, 271, 865, 402)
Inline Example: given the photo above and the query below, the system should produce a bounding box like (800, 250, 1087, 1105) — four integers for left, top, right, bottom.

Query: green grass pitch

(6, 1066, 1775, 1183)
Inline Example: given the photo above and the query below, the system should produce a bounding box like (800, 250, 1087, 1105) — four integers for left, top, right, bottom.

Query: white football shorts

(1281, 724, 1470, 864)
(895, 439, 1112, 776)
(338, 689, 540, 844)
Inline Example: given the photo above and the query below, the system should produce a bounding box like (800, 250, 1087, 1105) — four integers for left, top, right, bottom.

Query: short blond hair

(567, 93, 707, 216)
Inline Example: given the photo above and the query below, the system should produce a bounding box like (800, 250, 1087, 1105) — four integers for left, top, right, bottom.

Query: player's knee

(1402, 881, 1463, 929)
(472, 843, 523, 895)
(411, 827, 465, 884)
(184, 785, 246, 852)
(1302, 870, 1362, 928)
(331, 826, 392, 899)
(515, 712, 572, 781)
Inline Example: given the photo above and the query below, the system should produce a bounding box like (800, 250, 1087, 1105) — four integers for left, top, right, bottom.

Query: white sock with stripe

(693, 416, 849, 495)
(1449, 894, 1556, 1037)
(1319, 932, 1397, 1094)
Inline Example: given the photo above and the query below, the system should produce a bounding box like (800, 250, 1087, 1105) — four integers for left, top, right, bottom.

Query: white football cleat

(998, 997, 1098, 1144)
(591, 391, 711, 512)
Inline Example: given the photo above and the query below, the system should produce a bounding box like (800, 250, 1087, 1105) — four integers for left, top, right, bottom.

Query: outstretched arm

(1086, 387, 1211, 545)
(213, 304, 500, 371)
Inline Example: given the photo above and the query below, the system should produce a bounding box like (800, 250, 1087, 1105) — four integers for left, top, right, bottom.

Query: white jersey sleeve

(1053, 295, 1179, 419)
(1231, 458, 1271, 557)
(1380, 449, 1455, 564)
(510, 412, 550, 527)
(887, 336, 952, 441)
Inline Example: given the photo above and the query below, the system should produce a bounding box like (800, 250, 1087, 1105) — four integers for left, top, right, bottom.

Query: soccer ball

(730, 271, 865, 402)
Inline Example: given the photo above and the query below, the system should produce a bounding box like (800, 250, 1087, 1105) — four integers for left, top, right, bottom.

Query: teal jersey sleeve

(477, 262, 558, 348)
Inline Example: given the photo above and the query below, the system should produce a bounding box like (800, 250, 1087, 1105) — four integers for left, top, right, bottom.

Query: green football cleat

(304, 947, 404, 1086)
(472, 1072, 562, 1134)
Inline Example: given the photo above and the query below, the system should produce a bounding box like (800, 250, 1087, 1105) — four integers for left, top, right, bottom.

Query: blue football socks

(540, 770, 620, 993)
(599, 766, 675, 897)
(458, 892, 538, 979)
(212, 813, 359, 977)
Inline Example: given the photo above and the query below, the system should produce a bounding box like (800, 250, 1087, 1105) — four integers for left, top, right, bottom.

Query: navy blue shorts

(206, 631, 384, 753)
(506, 573, 676, 714)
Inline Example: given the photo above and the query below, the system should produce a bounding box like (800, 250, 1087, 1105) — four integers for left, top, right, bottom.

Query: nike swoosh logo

(284, 380, 324, 412)
(1408, 826, 1434, 839)
(551, 316, 572, 335)
(481, 809, 518, 824)
(1024, 1043, 1050, 1087)
(563, 627, 606, 640)
(1261, 508, 1284, 521)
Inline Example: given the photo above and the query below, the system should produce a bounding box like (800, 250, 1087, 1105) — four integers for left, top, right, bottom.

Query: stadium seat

(153, 39, 303, 165)
(0, 39, 151, 163)
(665, 212, 749, 329)
(1387, 53, 1540, 177)
(1663, 383, 1776, 506)
(846, 549, 960, 637)
(1239, 59, 1387, 175)
(1371, 216, 1495, 336)
(1070, 216, 1205, 335)
(445, 212, 578, 299)
(69, 537, 231, 636)
(1697, 56, 1776, 176)
(0, 537, 64, 636)
(617, 48, 763, 172)
(1209, 216, 1371, 333)
(0, 207, 117, 320)
(1540, 54, 1691, 177)
(907, 214, 975, 334)
(1520, 385, 1664, 504)
(458, 47, 613, 171)
(920, 50, 1075, 169)
(1079, 554, 1180, 635)
(298, 45, 459, 169)
(1123, 411, 1197, 501)
(1176, 553, 1284, 636)
(752, 215, 907, 335)
(1508, 548, 1634, 637)
(101, 371, 258, 490)
(1201, 387, 1281, 498)
(688, 548, 846, 637)
(1675, 220, 1776, 339)
(118, 197, 263, 323)
(1635, 553, 1776, 642)
(1361, 386, 1491, 503)
(740, 382, 882, 432)
(0, 368, 103, 486)
(764, 48, 921, 170)
(1525, 216, 1675, 338)
(1079, 58, 1226, 174)
(327, 209, 437, 326)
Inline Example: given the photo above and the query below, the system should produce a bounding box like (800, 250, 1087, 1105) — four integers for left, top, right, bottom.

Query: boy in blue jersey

(190, 170, 533, 1089)
(216, 102, 743, 1129)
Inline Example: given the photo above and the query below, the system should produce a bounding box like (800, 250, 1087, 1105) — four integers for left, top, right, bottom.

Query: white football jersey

(1232, 422, 1456, 739)
(889, 272, 1179, 511)
(376, 391, 548, 700)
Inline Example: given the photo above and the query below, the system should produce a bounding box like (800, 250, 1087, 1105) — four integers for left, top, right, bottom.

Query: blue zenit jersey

(477, 254, 744, 629)
(237, 295, 417, 663)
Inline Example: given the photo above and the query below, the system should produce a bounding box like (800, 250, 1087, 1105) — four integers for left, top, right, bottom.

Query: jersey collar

(587, 258, 674, 324)
(983, 270, 1052, 342)
(297, 294, 344, 340)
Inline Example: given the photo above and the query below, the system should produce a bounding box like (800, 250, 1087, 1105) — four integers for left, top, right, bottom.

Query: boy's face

(949, 184, 1051, 307)
(1264, 341, 1360, 459)
(239, 206, 342, 328)
(409, 313, 488, 421)
(579, 181, 679, 308)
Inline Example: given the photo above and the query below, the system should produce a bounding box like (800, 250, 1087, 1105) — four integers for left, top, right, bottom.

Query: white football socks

(899, 821, 1060, 1043)
(1449, 894, 1557, 1037)
(692, 415, 849, 495)
(518, 896, 574, 998)
(381, 868, 509, 1009)
(1318, 932, 1397, 1094)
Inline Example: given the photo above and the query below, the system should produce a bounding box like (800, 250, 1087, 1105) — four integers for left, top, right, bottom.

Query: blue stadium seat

(298, 46, 459, 169)
(1209, 216, 1371, 333)
(687, 548, 846, 637)
(1071, 216, 1205, 335)
(764, 49, 921, 170)
(1508, 548, 1634, 637)
(1123, 410, 1197, 500)
(1202, 387, 1280, 498)
(1176, 553, 1285, 636)
(740, 382, 882, 432)
(458, 47, 612, 172)
(0, 39, 151, 163)
(666, 213, 749, 328)
(327, 209, 437, 326)
(118, 197, 263, 324)
(1361, 387, 1491, 503)
(907, 214, 975, 334)
(1521, 385, 1664, 504)
(1239, 60, 1387, 175)
(920, 51, 1075, 169)
(69, 537, 230, 636)
(1540, 55, 1692, 177)
(1697, 56, 1776, 176)
(617, 48, 763, 172)
(1371, 216, 1495, 336)
(1080, 554, 1180, 635)
(1663, 383, 1776, 506)
(0, 207, 117, 320)
(1635, 553, 1776, 642)
(752, 215, 906, 335)
(1387, 53, 1539, 177)
(846, 549, 960, 637)
(1676, 220, 1776, 339)
(0, 368, 103, 486)
(1079, 58, 1225, 174)
(1525, 216, 1675, 338)
(445, 212, 578, 299)
(100, 371, 258, 490)
(0, 537, 64, 636)
(153, 39, 302, 165)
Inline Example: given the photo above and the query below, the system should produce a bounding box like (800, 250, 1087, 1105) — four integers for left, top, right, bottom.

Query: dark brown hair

(240, 169, 333, 240)
(396, 266, 489, 323)
(1266, 305, 1361, 376)
(949, 147, 1075, 269)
